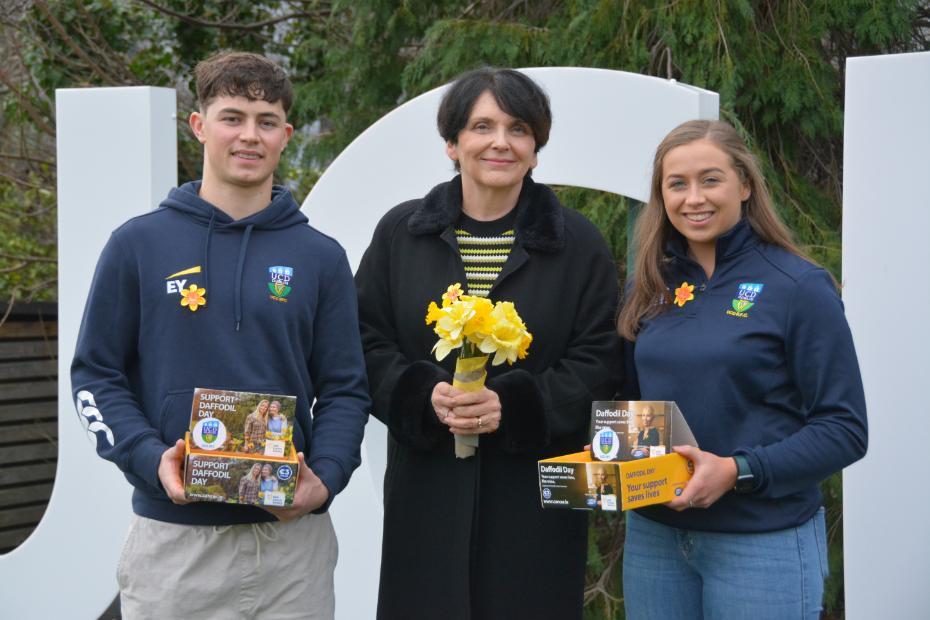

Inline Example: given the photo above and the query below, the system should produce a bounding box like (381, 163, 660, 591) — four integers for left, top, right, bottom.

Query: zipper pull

(699, 283, 707, 292)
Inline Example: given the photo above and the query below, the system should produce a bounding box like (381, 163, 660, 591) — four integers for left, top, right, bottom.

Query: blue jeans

(623, 508, 828, 620)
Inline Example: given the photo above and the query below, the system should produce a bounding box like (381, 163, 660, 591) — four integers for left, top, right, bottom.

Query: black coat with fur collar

(356, 176, 621, 620)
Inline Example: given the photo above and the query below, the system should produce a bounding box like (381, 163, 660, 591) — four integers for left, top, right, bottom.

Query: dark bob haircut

(437, 67, 552, 153)
(194, 51, 293, 113)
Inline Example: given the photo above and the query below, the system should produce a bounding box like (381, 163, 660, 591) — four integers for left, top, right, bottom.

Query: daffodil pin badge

(673, 282, 695, 307)
(180, 284, 206, 312)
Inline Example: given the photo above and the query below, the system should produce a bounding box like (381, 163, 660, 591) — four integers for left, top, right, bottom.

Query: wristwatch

(733, 454, 755, 494)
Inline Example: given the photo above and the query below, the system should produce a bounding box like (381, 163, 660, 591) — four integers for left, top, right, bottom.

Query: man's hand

(263, 452, 330, 522)
(665, 445, 737, 511)
(158, 439, 189, 505)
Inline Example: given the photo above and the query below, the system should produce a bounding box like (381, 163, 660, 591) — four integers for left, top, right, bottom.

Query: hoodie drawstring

(212, 521, 279, 569)
(165, 182, 308, 333)
(203, 212, 253, 332)
(203, 210, 216, 295)
(234, 224, 254, 331)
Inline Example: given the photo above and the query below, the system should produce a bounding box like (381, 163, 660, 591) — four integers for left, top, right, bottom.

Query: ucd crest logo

(727, 283, 764, 318)
(201, 419, 219, 443)
(268, 266, 294, 302)
(192, 417, 227, 450)
(593, 428, 620, 461)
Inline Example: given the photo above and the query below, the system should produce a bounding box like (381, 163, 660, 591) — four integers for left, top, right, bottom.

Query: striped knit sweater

(455, 210, 516, 297)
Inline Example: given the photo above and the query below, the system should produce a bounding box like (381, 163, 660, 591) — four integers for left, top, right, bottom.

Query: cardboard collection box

(538, 401, 697, 512)
(590, 400, 697, 462)
(183, 388, 300, 507)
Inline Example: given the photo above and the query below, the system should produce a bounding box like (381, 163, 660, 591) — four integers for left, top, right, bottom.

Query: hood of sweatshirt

(160, 180, 308, 230)
(160, 181, 308, 329)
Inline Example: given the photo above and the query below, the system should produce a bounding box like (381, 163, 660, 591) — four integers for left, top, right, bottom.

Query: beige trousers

(117, 513, 338, 620)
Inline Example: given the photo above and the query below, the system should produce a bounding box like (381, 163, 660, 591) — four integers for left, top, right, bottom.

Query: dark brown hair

(618, 120, 813, 340)
(194, 51, 292, 113)
(437, 67, 551, 170)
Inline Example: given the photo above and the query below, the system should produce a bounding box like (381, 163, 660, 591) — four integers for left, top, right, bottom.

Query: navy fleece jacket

(628, 220, 867, 533)
(71, 182, 370, 525)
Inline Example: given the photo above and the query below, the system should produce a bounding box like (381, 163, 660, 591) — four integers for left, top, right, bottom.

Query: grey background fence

(0, 302, 57, 553)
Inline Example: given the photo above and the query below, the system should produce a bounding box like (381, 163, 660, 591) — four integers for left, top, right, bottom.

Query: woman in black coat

(356, 67, 621, 620)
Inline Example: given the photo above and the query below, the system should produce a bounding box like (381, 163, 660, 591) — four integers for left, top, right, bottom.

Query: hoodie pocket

(158, 386, 284, 445)
(158, 389, 197, 444)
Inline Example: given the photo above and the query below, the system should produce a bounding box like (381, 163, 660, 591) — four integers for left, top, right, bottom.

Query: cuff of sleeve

(733, 447, 765, 494)
(487, 369, 548, 454)
(387, 360, 451, 450)
(132, 438, 171, 493)
(307, 455, 345, 514)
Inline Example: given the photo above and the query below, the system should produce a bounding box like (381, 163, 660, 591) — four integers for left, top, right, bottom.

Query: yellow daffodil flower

(425, 301, 444, 325)
(475, 301, 533, 365)
(441, 283, 464, 307)
(426, 285, 532, 365)
(462, 295, 494, 339)
(430, 301, 477, 360)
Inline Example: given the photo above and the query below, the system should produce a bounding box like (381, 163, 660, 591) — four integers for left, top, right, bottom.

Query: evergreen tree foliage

(1, 1, 927, 616)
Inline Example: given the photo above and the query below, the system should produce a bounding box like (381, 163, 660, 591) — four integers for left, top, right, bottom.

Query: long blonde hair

(618, 120, 809, 340)
(252, 399, 270, 422)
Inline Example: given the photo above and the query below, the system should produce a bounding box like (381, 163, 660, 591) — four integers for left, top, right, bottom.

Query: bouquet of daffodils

(425, 283, 532, 458)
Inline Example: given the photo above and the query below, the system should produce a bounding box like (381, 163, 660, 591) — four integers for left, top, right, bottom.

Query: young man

(71, 51, 370, 618)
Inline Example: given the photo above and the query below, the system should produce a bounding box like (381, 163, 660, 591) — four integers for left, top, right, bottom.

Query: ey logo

(165, 265, 201, 294)
(166, 266, 206, 312)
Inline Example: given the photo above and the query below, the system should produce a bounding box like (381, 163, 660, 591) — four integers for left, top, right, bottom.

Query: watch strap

(733, 454, 754, 494)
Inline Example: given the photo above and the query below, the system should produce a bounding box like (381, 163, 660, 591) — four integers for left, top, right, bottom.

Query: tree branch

(0, 152, 54, 166)
(134, 0, 331, 31)
(23, 277, 57, 303)
(0, 71, 55, 136)
(0, 169, 48, 191)
(32, 0, 118, 85)
(0, 291, 15, 329)
(0, 252, 56, 264)
(0, 261, 28, 274)
(0, 172, 48, 190)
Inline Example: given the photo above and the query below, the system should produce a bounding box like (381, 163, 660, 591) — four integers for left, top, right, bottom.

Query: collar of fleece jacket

(406, 175, 566, 253)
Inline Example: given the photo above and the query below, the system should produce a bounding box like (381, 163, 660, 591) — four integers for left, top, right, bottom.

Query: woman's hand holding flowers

(431, 381, 501, 434)
(431, 381, 458, 423)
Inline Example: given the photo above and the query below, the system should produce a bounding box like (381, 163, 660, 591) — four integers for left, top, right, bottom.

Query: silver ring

(477, 417, 483, 428)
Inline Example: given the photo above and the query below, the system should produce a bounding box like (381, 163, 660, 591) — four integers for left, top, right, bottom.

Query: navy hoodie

(628, 220, 867, 533)
(72, 182, 370, 525)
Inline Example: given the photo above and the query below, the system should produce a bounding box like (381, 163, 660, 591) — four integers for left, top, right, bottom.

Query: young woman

(618, 120, 868, 619)
(242, 399, 270, 453)
(238, 463, 262, 504)
(356, 67, 621, 620)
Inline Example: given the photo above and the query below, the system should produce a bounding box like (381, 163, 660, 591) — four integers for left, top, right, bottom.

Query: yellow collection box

(538, 401, 697, 511)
